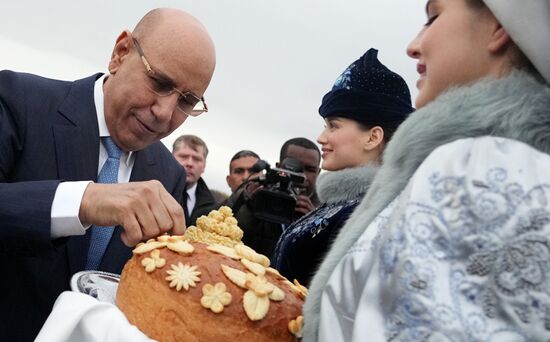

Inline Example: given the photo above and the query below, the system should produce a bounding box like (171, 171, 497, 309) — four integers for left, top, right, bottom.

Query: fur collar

(303, 71, 550, 340)
(316, 165, 378, 204)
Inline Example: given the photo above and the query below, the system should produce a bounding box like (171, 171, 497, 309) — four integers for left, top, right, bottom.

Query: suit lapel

(190, 178, 215, 221)
(54, 74, 102, 275)
(52, 125, 98, 181)
(128, 148, 156, 182)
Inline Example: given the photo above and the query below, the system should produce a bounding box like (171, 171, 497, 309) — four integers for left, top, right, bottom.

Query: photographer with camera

(226, 138, 321, 258)
(272, 49, 414, 286)
(225, 150, 260, 193)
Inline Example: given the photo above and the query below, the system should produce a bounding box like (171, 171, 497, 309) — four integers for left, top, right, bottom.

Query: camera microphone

(251, 159, 270, 173)
(279, 157, 304, 173)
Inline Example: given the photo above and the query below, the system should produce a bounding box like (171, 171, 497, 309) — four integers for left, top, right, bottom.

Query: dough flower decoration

(133, 236, 194, 255)
(141, 249, 166, 273)
(234, 243, 270, 267)
(243, 290, 270, 321)
(207, 244, 240, 260)
(166, 262, 201, 291)
(291, 279, 309, 300)
(165, 238, 194, 254)
(288, 315, 304, 338)
(221, 264, 285, 321)
(200, 282, 233, 313)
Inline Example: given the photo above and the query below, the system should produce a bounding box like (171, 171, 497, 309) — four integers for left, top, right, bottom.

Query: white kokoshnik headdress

(483, 0, 550, 83)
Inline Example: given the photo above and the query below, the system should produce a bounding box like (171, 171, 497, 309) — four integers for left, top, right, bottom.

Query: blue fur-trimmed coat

(303, 72, 550, 341)
(271, 165, 377, 286)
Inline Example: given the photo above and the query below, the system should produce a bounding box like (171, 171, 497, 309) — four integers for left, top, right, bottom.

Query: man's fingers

(130, 185, 168, 239)
(120, 215, 143, 247)
(160, 190, 185, 235)
(149, 200, 174, 232)
(295, 206, 311, 215)
(83, 181, 186, 245)
(295, 195, 314, 215)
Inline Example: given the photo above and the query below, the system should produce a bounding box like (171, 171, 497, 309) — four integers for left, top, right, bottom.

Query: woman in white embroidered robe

(303, 1, 550, 341)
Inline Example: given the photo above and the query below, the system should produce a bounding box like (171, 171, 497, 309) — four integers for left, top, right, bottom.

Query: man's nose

(152, 93, 179, 123)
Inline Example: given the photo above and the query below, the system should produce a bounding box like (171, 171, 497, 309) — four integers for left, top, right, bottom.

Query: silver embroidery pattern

(378, 167, 550, 341)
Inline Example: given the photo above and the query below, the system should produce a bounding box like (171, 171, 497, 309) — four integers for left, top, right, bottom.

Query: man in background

(226, 150, 260, 193)
(173, 135, 218, 225)
(228, 138, 321, 257)
(277, 138, 321, 214)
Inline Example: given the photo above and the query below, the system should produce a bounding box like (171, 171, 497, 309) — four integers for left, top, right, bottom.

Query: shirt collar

(187, 182, 198, 198)
(94, 74, 109, 137)
(94, 74, 135, 163)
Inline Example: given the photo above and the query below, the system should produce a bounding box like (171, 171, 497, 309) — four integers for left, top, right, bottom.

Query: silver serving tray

(70, 271, 120, 305)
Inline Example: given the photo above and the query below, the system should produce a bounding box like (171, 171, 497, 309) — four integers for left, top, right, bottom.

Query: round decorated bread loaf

(116, 207, 305, 341)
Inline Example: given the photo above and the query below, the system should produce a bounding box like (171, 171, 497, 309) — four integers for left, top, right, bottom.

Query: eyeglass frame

(132, 37, 208, 117)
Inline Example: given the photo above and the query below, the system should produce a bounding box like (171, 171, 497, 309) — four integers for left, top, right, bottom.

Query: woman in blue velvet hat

(271, 49, 414, 287)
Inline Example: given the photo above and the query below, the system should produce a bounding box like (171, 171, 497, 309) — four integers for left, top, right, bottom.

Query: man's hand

(243, 178, 263, 201)
(294, 194, 315, 216)
(79, 180, 186, 246)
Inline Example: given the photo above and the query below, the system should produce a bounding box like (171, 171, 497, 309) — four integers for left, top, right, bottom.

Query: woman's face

(317, 117, 380, 171)
(407, 0, 498, 108)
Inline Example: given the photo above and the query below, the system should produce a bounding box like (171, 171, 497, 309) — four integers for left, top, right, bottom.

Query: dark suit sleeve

(0, 72, 60, 255)
(170, 167, 186, 205)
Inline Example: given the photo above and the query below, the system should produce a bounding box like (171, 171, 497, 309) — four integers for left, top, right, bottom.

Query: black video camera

(248, 158, 306, 225)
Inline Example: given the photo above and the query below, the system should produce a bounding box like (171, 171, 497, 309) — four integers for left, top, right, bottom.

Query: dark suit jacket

(0, 71, 186, 341)
(184, 177, 218, 226)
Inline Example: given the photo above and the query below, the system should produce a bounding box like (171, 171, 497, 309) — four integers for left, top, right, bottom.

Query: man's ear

(226, 175, 231, 187)
(108, 30, 133, 75)
(364, 126, 384, 151)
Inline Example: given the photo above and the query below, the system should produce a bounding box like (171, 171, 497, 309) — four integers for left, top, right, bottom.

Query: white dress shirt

(186, 182, 198, 216)
(50, 75, 135, 238)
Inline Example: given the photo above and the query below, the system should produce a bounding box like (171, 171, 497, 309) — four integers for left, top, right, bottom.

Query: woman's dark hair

(355, 121, 399, 144)
(465, 0, 486, 9)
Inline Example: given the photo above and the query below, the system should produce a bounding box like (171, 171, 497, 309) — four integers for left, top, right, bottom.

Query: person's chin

(415, 90, 431, 109)
(321, 161, 336, 171)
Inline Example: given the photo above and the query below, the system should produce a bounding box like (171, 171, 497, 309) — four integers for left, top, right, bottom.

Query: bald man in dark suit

(0, 8, 216, 341)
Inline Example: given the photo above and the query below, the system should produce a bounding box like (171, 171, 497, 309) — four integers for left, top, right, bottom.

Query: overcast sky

(0, 0, 425, 193)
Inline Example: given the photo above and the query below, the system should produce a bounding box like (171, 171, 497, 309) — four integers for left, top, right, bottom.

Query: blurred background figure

(227, 138, 321, 257)
(172, 134, 218, 225)
(226, 150, 260, 193)
(276, 138, 321, 215)
(209, 189, 230, 204)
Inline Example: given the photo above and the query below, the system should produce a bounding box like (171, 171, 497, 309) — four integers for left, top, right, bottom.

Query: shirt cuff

(50, 181, 93, 239)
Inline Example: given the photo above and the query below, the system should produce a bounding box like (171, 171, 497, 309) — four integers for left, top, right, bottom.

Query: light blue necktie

(85, 137, 123, 270)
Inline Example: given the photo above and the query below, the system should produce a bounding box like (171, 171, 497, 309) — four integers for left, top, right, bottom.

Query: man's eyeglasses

(133, 38, 208, 117)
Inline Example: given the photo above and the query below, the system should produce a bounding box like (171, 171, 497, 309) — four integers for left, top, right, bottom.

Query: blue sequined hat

(319, 48, 414, 127)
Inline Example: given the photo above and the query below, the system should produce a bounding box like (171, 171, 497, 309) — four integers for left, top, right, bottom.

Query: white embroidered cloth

(320, 137, 550, 341)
